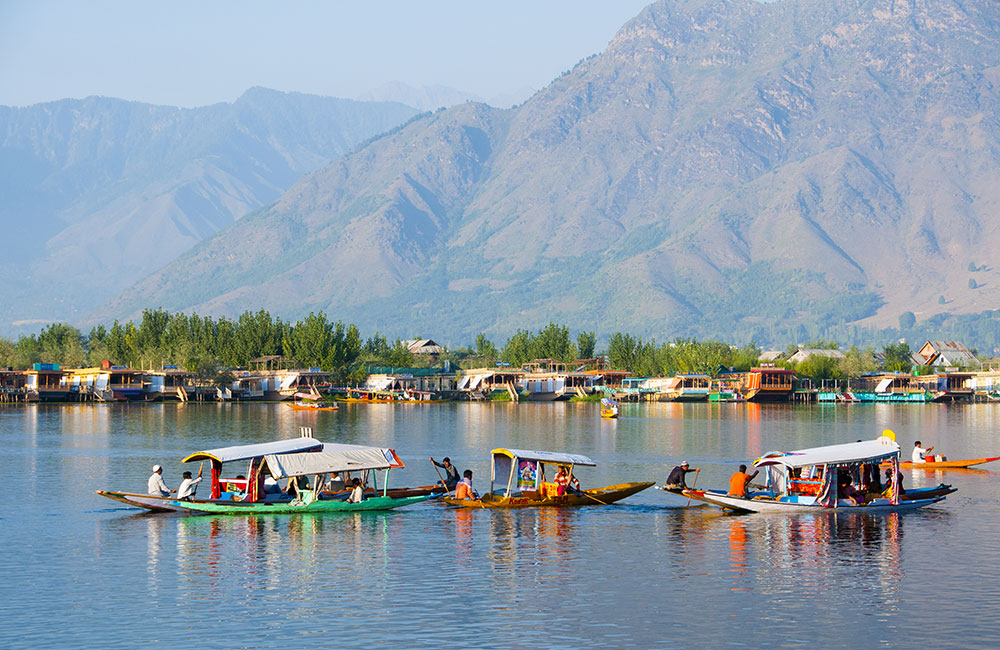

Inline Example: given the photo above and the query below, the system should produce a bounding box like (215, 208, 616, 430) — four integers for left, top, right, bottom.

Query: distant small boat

(894, 456, 1000, 470)
(601, 397, 619, 419)
(287, 393, 338, 411)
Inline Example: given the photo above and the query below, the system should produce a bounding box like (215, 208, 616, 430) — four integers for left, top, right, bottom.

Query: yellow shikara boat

(440, 448, 653, 508)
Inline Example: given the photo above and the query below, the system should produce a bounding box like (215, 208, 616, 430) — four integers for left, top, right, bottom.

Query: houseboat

(721, 367, 795, 402)
(24, 364, 71, 402)
(647, 373, 711, 402)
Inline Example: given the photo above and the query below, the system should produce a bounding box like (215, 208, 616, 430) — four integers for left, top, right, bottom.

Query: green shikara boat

(157, 441, 432, 515)
(177, 492, 431, 514)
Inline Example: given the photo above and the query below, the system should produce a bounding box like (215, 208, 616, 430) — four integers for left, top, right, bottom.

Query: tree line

(0, 312, 973, 382)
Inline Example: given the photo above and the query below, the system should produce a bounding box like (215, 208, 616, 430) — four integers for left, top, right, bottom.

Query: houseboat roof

(182, 437, 324, 464)
(492, 448, 596, 467)
(264, 443, 404, 478)
(754, 437, 899, 469)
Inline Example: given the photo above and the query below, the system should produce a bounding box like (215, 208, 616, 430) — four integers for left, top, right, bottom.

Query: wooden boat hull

(160, 494, 433, 514)
(440, 481, 654, 508)
(682, 488, 943, 513)
(657, 484, 956, 502)
(895, 456, 1000, 469)
(97, 490, 313, 513)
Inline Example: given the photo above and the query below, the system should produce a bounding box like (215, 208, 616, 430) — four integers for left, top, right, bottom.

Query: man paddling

(912, 441, 943, 463)
(430, 456, 460, 488)
(664, 461, 699, 490)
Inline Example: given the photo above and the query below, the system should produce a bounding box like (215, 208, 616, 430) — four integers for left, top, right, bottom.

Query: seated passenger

(728, 464, 759, 498)
(838, 475, 866, 505)
(347, 478, 365, 503)
(454, 470, 477, 500)
(326, 472, 346, 492)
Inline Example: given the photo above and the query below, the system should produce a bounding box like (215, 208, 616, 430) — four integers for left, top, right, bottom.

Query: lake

(2, 401, 999, 648)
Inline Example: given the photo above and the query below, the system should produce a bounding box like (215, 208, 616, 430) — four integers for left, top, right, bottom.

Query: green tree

(474, 333, 498, 360)
(839, 345, 878, 379)
(882, 342, 912, 372)
(576, 331, 597, 359)
(898, 311, 916, 330)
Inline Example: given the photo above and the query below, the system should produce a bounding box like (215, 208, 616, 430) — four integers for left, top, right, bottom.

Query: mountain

(357, 81, 535, 110)
(90, 0, 1000, 345)
(0, 88, 418, 334)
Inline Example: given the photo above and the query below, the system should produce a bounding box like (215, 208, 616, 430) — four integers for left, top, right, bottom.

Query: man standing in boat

(147, 464, 173, 497)
(664, 461, 698, 490)
(430, 456, 460, 488)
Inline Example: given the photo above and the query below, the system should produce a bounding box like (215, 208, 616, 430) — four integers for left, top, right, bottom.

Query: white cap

(681, 461, 689, 466)
(152, 464, 162, 472)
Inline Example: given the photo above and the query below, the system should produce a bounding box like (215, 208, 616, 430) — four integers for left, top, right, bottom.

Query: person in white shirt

(912, 441, 934, 463)
(177, 463, 204, 501)
(347, 478, 365, 503)
(147, 465, 172, 497)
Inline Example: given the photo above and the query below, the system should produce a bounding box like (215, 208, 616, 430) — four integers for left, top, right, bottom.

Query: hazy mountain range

(0, 88, 418, 334)
(357, 81, 535, 111)
(11, 0, 1000, 346)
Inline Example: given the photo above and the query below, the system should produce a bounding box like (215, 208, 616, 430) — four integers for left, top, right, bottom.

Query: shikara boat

(440, 448, 653, 508)
(287, 392, 339, 411)
(668, 435, 946, 513)
(97, 437, 326, 513)
(601, 397, 619, 419)
(895, 456, 1000, 470)
(150, 442, 432, 514)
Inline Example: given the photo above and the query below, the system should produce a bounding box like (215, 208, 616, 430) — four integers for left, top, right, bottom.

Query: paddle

(430, 459, 452, 497)
(685, 468, 701, 507)
(580, 489, 610, 506)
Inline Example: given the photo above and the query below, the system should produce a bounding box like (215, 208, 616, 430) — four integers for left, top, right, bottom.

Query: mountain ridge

(88, 0, 1000, 343)
(0, 88, 419, 333)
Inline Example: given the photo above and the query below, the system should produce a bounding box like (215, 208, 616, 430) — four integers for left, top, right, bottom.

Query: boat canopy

(755, 437, 899, 469)
(182, 437, 324, 464)
(264, 443, 404, 478)
(294, 391, 322, 400)
(490, 448, 596, 496)
(491, 448, 596, 466)
(875, 378, 893, 393)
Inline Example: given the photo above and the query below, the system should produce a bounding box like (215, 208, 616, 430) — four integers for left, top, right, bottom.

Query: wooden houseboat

(850, 373, 932, 403)
(913, 372, 974, 402)
(0, 368, 27, 402)
(518, 359, 600, 401)
(721, 367, 795, 402)
(24, 364, 71, 402)
(457, 367, 524, 401)
(647, 373, 711, 402)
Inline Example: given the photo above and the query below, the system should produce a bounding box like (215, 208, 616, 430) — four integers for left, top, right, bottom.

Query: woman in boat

(838, 473, 866, 505)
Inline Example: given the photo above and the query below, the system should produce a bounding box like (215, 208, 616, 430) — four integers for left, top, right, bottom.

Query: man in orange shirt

(728, 464, 759, 498)
(454, 469, 478, 500)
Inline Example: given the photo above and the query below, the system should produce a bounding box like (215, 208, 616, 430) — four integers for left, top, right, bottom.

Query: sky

(0, 0, 653, 108)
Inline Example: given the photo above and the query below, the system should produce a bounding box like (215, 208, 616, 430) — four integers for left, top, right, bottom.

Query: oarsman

(664, 461, 699, 490)
(177, 463, 204, 501)
(147, 464, 172, 497)
(430, 456, 460, 488)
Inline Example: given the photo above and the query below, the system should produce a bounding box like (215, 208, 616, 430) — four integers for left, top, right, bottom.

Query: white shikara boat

(678, 435, 946, 514)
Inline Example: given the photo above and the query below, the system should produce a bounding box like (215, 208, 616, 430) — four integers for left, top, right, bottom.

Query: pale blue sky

(0, 0, 653, 107)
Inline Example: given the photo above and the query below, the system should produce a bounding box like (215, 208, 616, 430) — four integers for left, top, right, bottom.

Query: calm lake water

(3, 401, 999, 649)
